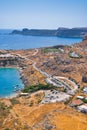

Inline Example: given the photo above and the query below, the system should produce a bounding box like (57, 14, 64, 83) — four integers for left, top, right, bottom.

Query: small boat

(14, 84, 19, 88)
(13, 89, 20, 93)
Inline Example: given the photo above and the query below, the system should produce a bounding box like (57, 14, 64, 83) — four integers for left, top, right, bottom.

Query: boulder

(61, 67, 73, 73)
(82, 75, 87, 83)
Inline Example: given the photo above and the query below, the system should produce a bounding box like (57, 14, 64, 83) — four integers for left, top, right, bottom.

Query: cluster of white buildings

(41, 90, 70, 104)
(71, 95, 87, 114)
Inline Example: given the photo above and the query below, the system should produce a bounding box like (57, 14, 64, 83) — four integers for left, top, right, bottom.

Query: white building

(76, 96, 84, 100)
(83, 87, 87, 94)
(78, 104, 87, 113)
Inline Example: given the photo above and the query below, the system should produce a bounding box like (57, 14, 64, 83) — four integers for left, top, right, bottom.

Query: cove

(0, 68, 24, 98)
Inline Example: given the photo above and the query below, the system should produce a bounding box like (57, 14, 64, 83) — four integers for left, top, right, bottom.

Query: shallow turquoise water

(0, 68, 24, 97)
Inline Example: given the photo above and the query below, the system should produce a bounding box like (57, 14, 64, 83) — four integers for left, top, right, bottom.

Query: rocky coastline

(0, 54, 30, 97)
(19, 69, 29, 87)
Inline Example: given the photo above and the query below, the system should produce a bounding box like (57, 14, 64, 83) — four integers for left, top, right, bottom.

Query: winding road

(22, 49, 79, 95)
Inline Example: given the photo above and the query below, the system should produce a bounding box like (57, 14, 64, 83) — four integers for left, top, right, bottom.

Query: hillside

(0, 38, 87, 130)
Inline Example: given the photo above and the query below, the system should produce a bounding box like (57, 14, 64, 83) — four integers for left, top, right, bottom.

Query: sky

(0, 0, 87, 29)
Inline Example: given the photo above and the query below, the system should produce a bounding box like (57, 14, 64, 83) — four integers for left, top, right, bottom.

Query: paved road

(55, 76, 78, 90)
(32, 49, 38, 56)
(21, 49, 78, 95)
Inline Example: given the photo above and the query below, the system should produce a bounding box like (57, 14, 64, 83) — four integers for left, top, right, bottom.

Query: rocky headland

(11, 27, 87, 38)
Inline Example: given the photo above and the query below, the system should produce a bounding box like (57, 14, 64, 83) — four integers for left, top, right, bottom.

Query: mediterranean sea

(0, 29, 82, 50)
(0, 68, 24, 97)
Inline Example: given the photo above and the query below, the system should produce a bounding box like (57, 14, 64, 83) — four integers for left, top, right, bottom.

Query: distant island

(11, 27, 87, 38)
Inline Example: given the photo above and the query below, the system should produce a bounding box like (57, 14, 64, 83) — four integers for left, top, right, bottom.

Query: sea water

(0, 29, 82, 50)
(0, 68, 24, 97)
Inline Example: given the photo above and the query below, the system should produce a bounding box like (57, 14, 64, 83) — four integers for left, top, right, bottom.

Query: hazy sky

(0, 0, 86, 29)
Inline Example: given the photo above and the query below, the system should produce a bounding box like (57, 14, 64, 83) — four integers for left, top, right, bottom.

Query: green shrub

(10, 98, 20, 105)
(37, 99, 42, 104)
(82, 98, 87, 103)
(0, 102, 10, 117)
(29, 101, 33, 107)
(22, 84, 55, 93)
(62, 88, 67, 92)
(42, 48, 60, 53)
(4, 128, 11, 130)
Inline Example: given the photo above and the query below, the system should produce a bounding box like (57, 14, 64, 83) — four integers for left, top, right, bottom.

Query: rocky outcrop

(82, 75, 87, 83)
(0, 58, 19, 66)
(54, 57, 71, 65)
(61, 67, 73, 73)
(69, 51, 82, 58)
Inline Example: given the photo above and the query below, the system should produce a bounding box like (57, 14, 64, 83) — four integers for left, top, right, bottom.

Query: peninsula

(11, 27, 87, 38)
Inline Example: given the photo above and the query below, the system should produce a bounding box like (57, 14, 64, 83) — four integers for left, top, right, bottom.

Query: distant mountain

(11, 27, 87, 38)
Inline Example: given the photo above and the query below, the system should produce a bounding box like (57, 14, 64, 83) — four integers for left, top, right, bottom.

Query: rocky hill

(11, 28, 57, 36)
(11, 27, 87, 38)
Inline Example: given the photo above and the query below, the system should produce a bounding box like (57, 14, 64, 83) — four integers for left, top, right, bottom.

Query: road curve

(22, 49, 78, 95)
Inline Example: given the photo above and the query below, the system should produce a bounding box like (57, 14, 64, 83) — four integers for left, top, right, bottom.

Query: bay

(0, 68, 24, 97)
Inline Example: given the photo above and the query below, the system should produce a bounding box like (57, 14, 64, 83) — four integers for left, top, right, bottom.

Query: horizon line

(0, 26, 87, 30)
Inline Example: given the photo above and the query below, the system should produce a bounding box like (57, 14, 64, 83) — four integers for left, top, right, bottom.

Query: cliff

(11, 28, 57, 36)
(11, 27, 87, 38)
(56, 27, 87, 38)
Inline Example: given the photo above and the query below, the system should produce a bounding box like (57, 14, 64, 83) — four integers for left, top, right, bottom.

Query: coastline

(0, 40, 80, 98)
(0, 66, 29, 98)
(0, 47, 46, 98)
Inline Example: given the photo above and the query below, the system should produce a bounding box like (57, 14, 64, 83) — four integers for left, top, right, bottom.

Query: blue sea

(0, 29, 82, 50)
(0, 68, 24, 98)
